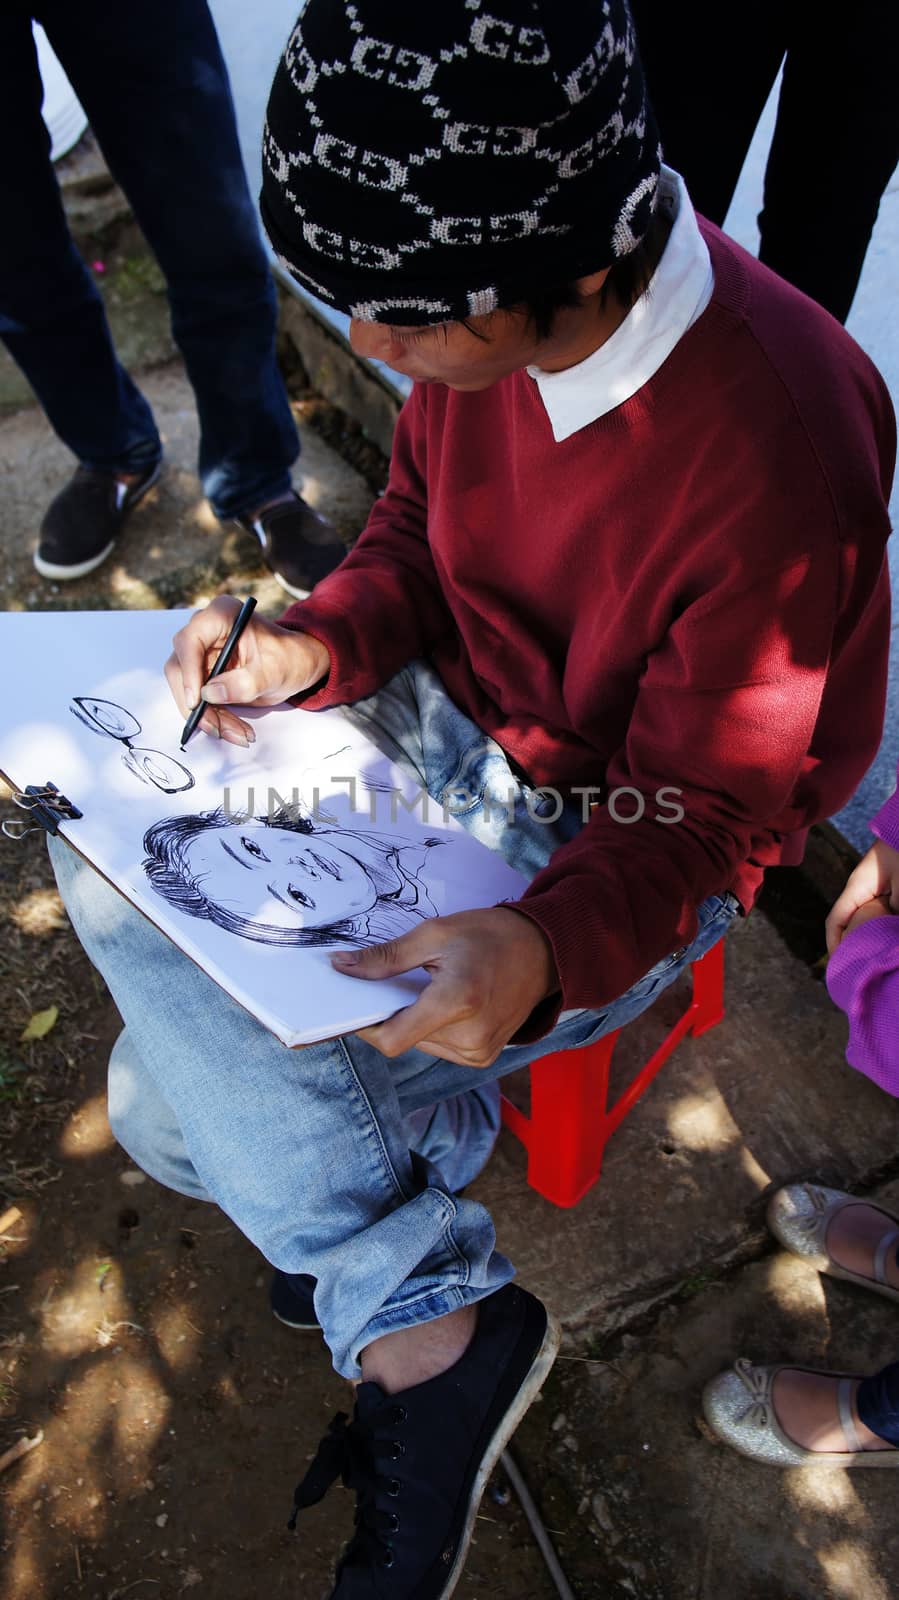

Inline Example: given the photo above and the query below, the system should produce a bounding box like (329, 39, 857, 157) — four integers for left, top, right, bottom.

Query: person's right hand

(164, 595, 330, 746)
(826, 837, 899, 954)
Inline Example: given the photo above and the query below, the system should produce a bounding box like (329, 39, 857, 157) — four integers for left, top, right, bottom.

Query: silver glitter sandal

(702, 1359, 899, 1467)
(766, 1183, 899, 1303)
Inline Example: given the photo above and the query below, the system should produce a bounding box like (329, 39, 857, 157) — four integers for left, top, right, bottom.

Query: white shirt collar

(527, 167, 713, 442)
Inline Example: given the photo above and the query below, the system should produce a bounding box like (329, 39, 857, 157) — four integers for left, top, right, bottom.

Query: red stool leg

(690, 939, 726, 1036)
(502, 947, 727, 1206)
(522, 1031, 619, 1207)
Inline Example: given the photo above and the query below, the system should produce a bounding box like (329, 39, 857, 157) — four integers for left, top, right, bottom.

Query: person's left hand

(826, 838, 899, 952)
(332, 908, 559, 1066)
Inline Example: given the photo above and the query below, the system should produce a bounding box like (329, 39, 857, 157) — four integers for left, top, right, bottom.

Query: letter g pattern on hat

(262, 0, 660, 325)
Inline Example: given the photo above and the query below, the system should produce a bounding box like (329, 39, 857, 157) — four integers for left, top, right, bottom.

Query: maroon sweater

(281, 225, 895, 1021)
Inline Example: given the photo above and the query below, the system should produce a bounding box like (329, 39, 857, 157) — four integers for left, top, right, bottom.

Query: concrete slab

(473, 909, 899, 1340)
(547, 1186, 899, 1599)
(279, 291, 403, 459)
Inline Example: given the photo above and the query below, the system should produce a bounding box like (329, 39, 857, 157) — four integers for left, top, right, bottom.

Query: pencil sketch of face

(142, 807, 443, 948)
(70, 697, 194, 794)
(185, 818, 379, 931)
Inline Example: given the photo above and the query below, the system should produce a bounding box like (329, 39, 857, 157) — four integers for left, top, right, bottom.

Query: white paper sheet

(0, 609, 528, 1046)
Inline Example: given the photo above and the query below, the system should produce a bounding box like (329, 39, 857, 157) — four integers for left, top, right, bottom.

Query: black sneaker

(237, 491, 347, 598)
(35, 461, 161, 580)
(270, 1269, 320, 1330)
(287, 1283, 559, 1598)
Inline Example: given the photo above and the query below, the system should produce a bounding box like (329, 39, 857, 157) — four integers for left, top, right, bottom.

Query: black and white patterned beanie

(262, 0, 660, 325)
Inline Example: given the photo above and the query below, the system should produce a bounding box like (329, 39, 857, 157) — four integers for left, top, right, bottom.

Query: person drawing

(45, 2, 894, 1594)
(142, 806, 443, 947)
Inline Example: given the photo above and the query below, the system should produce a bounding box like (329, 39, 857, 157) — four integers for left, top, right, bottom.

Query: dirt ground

(0, 967, 564, 1600)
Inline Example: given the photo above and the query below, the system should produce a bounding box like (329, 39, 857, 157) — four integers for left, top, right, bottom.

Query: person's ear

(569, 267, 611, 299)
(574, 267, 612, 298)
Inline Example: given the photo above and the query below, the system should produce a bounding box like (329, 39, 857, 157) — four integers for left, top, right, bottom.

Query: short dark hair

(517, 222, 660, 340)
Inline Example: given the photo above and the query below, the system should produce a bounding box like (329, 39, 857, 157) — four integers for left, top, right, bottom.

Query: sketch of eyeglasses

(70, 698, 195, 794)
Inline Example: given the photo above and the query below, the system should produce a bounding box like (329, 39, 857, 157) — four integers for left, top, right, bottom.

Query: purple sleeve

(826, 916, 899, 1097)
(872, 764, 899, 852)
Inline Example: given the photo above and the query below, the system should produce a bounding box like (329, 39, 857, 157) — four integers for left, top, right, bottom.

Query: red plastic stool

(500, 940, 726, 1208)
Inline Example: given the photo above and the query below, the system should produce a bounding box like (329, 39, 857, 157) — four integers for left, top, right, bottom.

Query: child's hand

(842, 896, 893, 938)
(826, 838, 899, 953)
(165, 595, 330, 746)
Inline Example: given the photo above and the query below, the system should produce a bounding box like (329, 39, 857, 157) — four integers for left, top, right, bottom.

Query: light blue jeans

(48, 661, 740, 1377)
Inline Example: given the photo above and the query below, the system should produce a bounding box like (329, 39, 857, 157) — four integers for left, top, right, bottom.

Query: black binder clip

(1, 782, 83, 841)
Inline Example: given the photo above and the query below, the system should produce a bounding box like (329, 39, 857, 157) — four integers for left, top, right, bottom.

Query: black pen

(180, 596, 257, 750)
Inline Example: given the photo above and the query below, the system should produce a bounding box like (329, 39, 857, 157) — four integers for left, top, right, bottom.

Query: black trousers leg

(759, 0, 899, 322)
(629, 0, 785, 225)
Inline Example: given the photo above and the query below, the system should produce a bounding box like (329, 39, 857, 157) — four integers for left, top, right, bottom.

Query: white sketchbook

(0, 609, 528, 1046)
